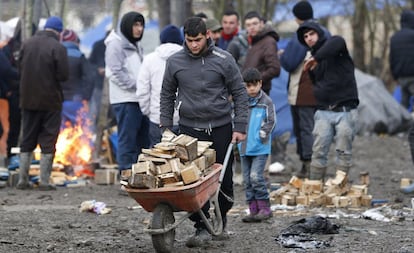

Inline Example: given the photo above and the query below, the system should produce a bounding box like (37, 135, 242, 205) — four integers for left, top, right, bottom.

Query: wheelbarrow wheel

(151, 204, 175, 253)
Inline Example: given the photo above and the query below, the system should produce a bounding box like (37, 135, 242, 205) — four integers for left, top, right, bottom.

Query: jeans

(399, 77, 414, 109)
(112, 102, 149, 171)
(311, 109, 358, 169)
(408, 122, 414, 164)
(291, 106, 316, 161)
(241, 154, 269, 201)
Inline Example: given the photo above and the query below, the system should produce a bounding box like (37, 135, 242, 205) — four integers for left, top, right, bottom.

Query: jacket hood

(297, 20, 326, 52)
(120, 11, 145, 44)
(251, 25, 279, 44)
(155, 43, 183, 60)
(104, 30, 137, 50)
(401, 10, 414, 29)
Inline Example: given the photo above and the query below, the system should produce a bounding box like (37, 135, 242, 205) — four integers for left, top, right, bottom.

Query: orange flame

(54, 102, 94, 166)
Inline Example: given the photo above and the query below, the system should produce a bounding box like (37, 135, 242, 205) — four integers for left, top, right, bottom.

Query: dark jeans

(400, 77, 414, 110)
(291, 105, 316, 161)
(7, 90, 21, 157)
(409, 122, 414, 165)
(20, 109, 61, 153)
(112, 102, 149, 171)
(180, 123, 234, 229)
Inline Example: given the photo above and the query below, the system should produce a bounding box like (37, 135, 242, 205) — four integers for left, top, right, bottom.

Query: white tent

(355, 69, 412, 135)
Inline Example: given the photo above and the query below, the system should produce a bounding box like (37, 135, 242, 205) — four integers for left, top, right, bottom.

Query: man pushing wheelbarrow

(159, 16, 248, 249)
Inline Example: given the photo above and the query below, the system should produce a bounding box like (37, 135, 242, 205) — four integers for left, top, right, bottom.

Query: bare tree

(21, 0, 34, 42)
(352, 0, 367, 72)
(171, 0, 193, 26)
(156, 0, 170, 29)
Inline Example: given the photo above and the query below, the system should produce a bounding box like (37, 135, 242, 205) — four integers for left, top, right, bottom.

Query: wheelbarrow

(123, 143, 234, 253)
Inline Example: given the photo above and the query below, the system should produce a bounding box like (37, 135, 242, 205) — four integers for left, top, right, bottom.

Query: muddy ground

(1, 134, 414, 253)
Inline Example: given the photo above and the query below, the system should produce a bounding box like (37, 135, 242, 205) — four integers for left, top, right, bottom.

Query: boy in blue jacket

(238, 68, 276, 222)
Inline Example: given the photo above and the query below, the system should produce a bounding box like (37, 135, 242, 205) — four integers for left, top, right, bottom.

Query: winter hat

(293, 1, 314, 21)
(61, 29, 79, 43)
(205, 19, 222, 32)
(159, 25, 183, 45)
(44, 16, 63, 33)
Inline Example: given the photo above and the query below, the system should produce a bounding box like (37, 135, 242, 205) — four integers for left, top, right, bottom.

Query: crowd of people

(1, 0, 414, 247)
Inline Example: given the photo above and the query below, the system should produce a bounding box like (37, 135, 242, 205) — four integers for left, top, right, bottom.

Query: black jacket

(389, 10, 414, 80)
(297, 21, 359, 108)
(160, 39, 248, 133)
(19, 30, 69, 111)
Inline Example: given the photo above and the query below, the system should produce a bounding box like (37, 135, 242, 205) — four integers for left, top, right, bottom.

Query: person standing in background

(105, 12, 149, 176)
(136, 24, 182, 147)
(242, 11, 280, 95)
(1, 21, 36, 160)
(390, 10, 414, 110)
(60, 29, 94, 128)
(88, 28, 111, 130)
(0, 36, 19, 166)
(297, 20, 359, 181)
(205, 19, 222, 46)
(280, 0, 330, 178)
(217, 10, 240, 50)
(17, 16, 69, 190)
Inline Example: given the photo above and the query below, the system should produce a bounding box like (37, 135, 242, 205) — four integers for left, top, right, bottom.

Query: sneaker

(16, 181, 33, 190)
(185, 228, 212, 248)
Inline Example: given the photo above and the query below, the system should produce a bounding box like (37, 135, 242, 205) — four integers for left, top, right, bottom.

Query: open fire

(54, 103, 94, 174)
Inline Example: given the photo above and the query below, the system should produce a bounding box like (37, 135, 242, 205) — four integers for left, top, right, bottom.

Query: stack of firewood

(120, 130, 216, 189)
(270, 170, 373, 208)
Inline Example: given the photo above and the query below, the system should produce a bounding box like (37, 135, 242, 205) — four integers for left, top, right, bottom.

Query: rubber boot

(38, 153, 56, 191)
(255, 199, 272, 221)
(242, 200, 260, 223)
(296, 161, 311, 179)
(16, 152, 33, 190)
(309, 166, 326, 181)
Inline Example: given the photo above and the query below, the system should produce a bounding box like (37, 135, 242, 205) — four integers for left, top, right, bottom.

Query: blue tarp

(80, 16, 159, 55)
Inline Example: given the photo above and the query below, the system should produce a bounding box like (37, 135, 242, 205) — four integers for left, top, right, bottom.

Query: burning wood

(55, 103, 94, 167)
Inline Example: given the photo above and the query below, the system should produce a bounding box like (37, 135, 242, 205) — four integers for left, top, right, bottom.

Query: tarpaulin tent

(355, 69, 412, 135)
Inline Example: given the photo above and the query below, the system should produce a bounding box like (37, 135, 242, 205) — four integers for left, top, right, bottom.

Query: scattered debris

(79, 200, 111, 215)
(275, 215, 339, 249)
(270, 170, 373, 208)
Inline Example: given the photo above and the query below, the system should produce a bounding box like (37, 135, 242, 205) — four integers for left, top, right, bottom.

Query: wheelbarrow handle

(219, 142, 234, 184)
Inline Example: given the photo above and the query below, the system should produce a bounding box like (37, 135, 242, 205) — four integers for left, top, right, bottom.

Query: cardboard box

(94, 169, 117, 185)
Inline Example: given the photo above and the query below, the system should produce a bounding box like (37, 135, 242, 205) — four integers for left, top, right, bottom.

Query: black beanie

(120, 11, 145, 44)
(293, 1, 313, 21)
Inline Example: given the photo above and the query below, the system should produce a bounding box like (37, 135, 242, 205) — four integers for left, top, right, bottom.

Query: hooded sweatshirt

(297, 21, 359, 108)
(104, 12, 145, 104)
(137, 43, 182, 124)
(389, 10, 414, 80)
